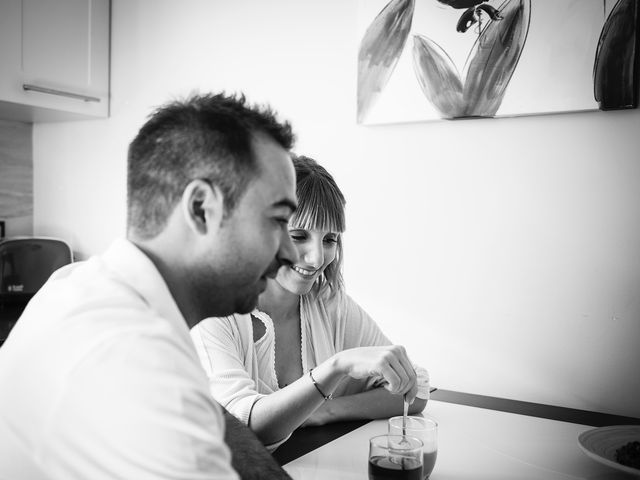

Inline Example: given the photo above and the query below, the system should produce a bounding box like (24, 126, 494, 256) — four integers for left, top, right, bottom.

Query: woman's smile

(291, 265, 318, 277)
(272, 227, 340, 295)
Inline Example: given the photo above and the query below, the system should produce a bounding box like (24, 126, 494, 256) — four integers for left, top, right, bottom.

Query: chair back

(0, 237, 73, 306)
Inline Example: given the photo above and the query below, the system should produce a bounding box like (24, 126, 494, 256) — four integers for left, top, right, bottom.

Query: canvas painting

(357, 0, 639, 124)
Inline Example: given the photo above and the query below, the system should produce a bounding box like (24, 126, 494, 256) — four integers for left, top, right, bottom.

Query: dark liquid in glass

(422, 451, 437, 479)
(368, 455, 422, 480)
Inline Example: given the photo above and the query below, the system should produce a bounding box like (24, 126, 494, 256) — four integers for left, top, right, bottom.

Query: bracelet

(309, 368, 333, 401)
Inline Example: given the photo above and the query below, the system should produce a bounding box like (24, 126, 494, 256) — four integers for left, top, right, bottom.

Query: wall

(0, 120, 32, 238)
(33, 0, 640, 418)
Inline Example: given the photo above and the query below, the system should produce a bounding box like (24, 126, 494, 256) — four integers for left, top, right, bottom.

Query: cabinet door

(0, 1, 22, 103)
(0, 0, 109, 121)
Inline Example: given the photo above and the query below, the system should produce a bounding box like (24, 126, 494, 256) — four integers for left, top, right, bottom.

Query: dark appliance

(0, 237, 73, 344)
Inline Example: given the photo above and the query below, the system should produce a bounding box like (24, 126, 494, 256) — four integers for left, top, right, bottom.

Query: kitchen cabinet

(0, 0, 110, 122)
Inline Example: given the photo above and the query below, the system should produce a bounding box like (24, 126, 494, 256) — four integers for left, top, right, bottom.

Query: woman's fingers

(405, 383, 419, 404)
(378, 362, 403, 393)
(384, 347, 417, 398)
(382, 350, 409, 393)
(393, 346, 418, 402)
(341, 345, 417, 398)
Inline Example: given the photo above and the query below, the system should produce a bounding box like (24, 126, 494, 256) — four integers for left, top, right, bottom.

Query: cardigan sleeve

(330, 292, 431, 400)
(190, 317, 266, 426)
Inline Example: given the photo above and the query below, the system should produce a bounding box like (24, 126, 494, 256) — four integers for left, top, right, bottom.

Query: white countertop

(283, 399, 635, 479)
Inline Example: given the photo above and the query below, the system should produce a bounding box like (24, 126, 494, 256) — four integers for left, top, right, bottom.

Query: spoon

(399, 393, 409, 445)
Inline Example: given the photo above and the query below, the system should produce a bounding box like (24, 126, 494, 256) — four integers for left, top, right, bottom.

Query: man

(0, 93, 299, 479)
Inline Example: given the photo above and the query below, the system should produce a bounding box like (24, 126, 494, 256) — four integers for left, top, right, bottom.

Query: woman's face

(274, 226, 340, 295)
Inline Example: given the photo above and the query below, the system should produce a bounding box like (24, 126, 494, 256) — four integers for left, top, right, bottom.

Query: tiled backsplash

(0, 120, 33, 239)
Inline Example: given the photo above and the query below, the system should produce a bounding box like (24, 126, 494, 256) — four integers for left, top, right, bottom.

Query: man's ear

(181, 179, 224, 235)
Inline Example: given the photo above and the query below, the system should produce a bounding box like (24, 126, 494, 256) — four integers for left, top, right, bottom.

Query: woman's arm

(302, 387, 427, 427)
(247, 346, 418, 445)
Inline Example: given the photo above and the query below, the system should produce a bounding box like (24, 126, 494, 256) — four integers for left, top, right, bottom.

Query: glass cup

(368, 434, 423, 480)
(388, 416, 438, 479)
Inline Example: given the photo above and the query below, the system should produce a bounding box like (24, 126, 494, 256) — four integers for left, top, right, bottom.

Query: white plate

(578, 425, 640, 477)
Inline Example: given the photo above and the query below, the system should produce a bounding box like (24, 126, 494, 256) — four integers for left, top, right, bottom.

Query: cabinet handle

(22, 84, 101, 103)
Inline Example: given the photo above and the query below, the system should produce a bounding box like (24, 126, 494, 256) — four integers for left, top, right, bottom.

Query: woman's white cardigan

(191, 290, 430, 435)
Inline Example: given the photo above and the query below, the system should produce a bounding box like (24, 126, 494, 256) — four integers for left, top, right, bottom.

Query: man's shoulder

(30, 251, 156, 323)
(3, 253, 186, 381)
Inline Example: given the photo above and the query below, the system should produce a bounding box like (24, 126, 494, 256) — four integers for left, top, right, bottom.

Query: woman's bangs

(292, 181, 345, 233)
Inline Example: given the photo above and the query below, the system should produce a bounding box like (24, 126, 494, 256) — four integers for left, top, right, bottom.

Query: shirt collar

(101, 238, 192, 344)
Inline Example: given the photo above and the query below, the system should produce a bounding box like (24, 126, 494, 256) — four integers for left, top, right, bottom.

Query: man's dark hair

(126, 92, 295, 239)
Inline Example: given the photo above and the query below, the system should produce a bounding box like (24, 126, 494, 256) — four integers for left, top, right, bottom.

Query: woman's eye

(324, 237, 338, 244)
(290, 234, 306, 241)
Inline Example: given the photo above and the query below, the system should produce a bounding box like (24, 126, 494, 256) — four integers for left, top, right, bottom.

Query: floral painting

(357, 0, 637, 124)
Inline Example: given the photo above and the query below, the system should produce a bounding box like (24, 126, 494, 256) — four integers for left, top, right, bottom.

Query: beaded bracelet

(309, 368, 333, 401)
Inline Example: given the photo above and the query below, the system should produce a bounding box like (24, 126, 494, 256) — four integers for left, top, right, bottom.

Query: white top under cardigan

(191, 289, 430, 441)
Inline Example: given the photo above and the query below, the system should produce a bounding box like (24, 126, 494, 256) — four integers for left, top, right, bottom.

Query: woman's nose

(303, 241, 324, 268)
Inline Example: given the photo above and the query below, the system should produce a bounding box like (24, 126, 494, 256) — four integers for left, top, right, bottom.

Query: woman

(191, 155, 430, 448)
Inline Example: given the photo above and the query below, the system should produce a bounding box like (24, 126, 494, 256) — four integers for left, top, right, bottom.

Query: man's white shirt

(0, 238, 238, 480)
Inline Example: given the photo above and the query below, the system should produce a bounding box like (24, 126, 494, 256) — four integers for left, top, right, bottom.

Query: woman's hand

(332, 345, 418, 403)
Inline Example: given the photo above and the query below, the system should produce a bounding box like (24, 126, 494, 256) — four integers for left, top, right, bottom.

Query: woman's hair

(291, 155, 346, 298)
